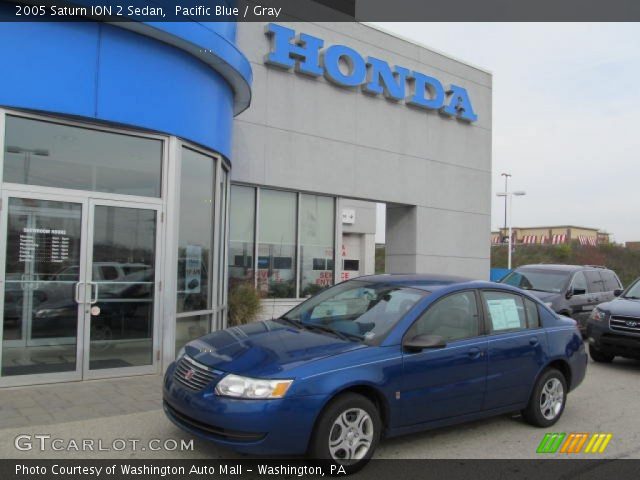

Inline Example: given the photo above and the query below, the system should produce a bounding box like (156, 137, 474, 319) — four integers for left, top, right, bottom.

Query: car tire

(589, 345, 615, 363)
(308, 393, 381, 473)
(522, 368, 567, 428)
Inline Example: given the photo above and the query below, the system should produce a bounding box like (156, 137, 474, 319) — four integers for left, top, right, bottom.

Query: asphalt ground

(1, 355, 639, 460)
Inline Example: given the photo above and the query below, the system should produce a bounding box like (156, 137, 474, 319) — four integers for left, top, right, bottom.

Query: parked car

(500, 264, 622, 332)
(586, 276, 640, 362)
(163, 274, 587, 471)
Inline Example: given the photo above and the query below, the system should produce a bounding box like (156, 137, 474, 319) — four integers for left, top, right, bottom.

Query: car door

(400, 290, 488, 426)
(599, 270, 622, 302)
(567, 271, 591, 325)
(584, 270, 606, 315)
(482, 290, 547, 410)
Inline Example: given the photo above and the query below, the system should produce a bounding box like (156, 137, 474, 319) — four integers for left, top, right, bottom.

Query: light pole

(496, 190, 526, 270)
(500, 173, 511, 236)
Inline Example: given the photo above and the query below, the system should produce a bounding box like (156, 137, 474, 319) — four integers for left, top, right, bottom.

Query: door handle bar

(74, 282, 84, 304)
(90, 282, 99, 304)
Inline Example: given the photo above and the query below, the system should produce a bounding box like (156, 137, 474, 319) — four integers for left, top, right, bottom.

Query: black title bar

(2, 0, 640, 22)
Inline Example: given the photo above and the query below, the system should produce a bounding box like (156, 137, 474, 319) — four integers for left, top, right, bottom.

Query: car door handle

(467, 347, 483, 359)
(529, 337, 539, 347)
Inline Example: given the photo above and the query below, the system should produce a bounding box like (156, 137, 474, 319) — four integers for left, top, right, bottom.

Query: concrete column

(385, 204, 490, 280)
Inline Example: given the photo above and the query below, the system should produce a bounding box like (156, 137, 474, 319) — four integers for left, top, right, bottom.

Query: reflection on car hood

(183, 320, 364, 377)
(600, 298, 640, 317)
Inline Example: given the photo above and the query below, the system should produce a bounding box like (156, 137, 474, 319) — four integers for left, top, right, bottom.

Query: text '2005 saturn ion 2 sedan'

(163, 275, 587, 471)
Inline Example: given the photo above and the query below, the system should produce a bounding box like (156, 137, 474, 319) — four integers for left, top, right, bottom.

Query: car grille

(163, 402, 266, 442)
(609, 315, 640, 335)
(173, 355, 221, 391)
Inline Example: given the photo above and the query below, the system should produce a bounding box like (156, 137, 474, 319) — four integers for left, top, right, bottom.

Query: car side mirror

(403, 334, 447, 352)
(614, 289, 623, 297)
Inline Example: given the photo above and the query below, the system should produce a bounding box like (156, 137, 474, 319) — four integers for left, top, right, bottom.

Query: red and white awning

(578, 235, 597, 246)
(521, 235, 537, 244)
(552, 234, 567, 245)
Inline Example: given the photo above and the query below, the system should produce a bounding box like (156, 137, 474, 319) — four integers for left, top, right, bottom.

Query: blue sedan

(163, 274, 587, 470)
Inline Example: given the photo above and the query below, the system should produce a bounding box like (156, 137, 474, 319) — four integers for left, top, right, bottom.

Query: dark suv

(500, 265, 623, 332)
(586, 277, 640, 362)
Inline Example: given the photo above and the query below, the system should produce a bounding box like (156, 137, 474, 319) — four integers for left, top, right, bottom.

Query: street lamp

(496, 190, 526, 270)
(500, 173, 511, 233)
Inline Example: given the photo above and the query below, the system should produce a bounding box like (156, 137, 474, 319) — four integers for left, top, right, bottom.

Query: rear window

(524, 298, 541, 328)
(584, 270, 605, 293)
(600, 270, 621, 291)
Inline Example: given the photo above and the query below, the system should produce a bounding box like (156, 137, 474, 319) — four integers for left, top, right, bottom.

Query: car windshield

(282, 280, 428, 343)
(623, 280, 640, 299)
(501, 269, 570, 293)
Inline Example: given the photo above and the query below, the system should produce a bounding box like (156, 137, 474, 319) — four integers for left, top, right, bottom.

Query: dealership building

(0, 19, 491, 387)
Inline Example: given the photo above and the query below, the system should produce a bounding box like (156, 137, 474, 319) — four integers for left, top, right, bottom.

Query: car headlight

(215, 374, 293, 399)
(590, 308, 609, 322)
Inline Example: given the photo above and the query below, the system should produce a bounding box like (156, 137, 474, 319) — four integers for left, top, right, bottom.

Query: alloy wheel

(539, 377, 564, 420)
(328, 408, 374, 462)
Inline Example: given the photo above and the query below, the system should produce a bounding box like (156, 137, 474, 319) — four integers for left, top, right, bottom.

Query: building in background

(625, 242, 640, 251)
(491, 226, 611, 246)
(0, 18, 492, 388)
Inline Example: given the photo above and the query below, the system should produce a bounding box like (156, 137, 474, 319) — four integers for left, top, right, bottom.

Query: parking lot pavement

(1, 357, 639, 460)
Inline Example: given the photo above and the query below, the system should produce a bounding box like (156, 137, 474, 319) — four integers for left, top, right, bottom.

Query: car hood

(182, 320, 365, 377)
(599, 298, 640, 317)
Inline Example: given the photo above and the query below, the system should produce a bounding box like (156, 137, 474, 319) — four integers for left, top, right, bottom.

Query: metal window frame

(172, 143, 226, 354)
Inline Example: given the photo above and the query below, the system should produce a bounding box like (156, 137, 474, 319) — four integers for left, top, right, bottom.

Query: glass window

(570, 271, 588, 293)
(89, 206, 156, 370)
(482, 291, 527, 332)
(300, 194, 334, 297)
(2, 198, 82, 376)
(524, 298, 541, 328)
(343, 259, 360, 272)
(257, 189, 297, 298)
(623, 279, 640, 299)
(585, 270, 605, 293)
(601, 270, 621, 291)
(407, 291, 479, 342)
(4, 116, 162, 197)
(285, 280, 426, 342)
(175, 314, 211, 355)
(177, 148, 214, 313)
(228, 185, 255, 288)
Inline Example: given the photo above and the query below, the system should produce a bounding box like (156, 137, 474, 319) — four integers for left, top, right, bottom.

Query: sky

(372, 23, 640, 244)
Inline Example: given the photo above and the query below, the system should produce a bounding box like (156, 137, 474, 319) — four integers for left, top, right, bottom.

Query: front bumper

(162, 362, 327, 455)
(586, 321, 640, 358)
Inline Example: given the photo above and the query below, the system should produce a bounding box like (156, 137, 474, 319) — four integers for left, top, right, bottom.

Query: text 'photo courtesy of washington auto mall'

(1, 1, 640, 479)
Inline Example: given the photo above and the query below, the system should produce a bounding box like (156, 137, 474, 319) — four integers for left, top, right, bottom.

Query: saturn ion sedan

(163, 275, 587, 471)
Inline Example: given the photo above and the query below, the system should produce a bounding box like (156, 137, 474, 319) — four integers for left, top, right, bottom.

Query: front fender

(288, 346, 403, 427)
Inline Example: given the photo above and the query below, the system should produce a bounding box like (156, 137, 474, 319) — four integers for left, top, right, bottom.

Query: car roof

(354, 273, 478, 292)
(514, 264, 608, 272)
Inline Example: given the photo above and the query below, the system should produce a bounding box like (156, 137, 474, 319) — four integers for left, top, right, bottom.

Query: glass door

(0, 193, 88, 385)
(82, 199, 161, 378)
